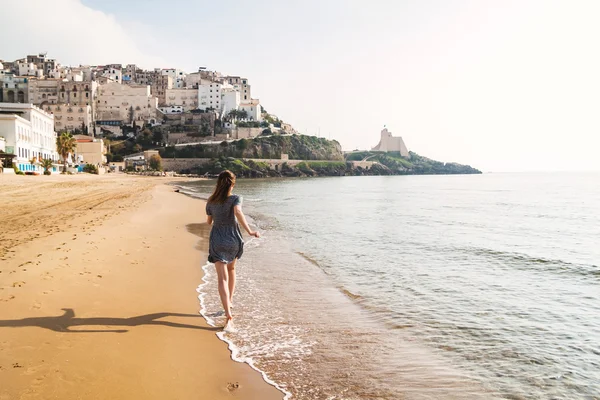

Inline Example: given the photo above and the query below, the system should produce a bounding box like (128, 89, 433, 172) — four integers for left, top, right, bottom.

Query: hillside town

(0, 52, 296, 174)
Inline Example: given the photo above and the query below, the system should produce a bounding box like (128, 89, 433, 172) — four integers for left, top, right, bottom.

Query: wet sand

(0, 174, 282, 399)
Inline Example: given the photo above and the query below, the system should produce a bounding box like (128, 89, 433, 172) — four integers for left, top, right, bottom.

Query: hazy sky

(2, 0, 600, 171)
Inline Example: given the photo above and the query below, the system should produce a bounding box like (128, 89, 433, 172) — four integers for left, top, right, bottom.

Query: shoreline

(0, 174, 282, 399)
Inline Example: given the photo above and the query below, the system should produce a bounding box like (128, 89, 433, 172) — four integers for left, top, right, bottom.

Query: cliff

(160, 135, 344, 161)
(345, 151, 481, 175)
(157, 135, 481, 177)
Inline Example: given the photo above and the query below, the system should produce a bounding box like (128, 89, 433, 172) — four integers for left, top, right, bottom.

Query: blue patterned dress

(206, 195, 244, 263)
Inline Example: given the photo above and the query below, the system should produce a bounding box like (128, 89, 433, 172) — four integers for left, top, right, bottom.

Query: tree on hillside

(152, 129, 163, 144)
(56, 132, 77, 173)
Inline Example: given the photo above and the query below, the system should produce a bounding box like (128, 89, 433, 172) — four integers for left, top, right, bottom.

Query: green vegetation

(40, 158, 54, 175)
(148, 154, 163, 171)
(237, 121, 260, 128)
(83, 163, 99, 174)
(160, 134, 343, 161)
(345, 151, 481, 175)
(56, 132, 77, 173)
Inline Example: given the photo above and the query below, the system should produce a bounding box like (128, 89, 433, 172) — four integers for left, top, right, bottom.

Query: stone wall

(162, 158, 212, 172)
(349, 161, 375, 169)
(234, 127, 262, 139)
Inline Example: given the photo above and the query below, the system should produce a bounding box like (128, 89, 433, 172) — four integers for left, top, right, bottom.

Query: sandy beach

(0, 174, 282, 399)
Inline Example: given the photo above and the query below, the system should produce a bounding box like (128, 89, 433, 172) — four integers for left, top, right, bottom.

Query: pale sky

(2, 0, 600, 172)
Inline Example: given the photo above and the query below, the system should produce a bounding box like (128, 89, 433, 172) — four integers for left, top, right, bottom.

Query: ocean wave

(452, 246, 599, 278)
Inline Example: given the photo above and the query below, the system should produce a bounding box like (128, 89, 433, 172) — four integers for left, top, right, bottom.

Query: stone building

(57, 81, 98, 107)
(45, 104, 93, 134)
(225, 76, 251, 101)
(151, 75, 172, 105)
(27, 78, 60, 105)
(73, 134, 106, 165)
(372, 127, 409, 156)
(164, 88, 198, 111)
(1, 74, 29, 103)
(96, 82, 158, 123)
(122, 64, 137, 84)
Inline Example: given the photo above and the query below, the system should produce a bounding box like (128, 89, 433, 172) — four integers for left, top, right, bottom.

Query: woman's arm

(234, 205, 260, 238)
(207, 215, 213, 225)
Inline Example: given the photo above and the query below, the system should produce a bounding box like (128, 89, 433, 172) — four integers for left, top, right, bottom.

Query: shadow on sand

(0, 308, 220, 333)
(186, 223, 211, 251)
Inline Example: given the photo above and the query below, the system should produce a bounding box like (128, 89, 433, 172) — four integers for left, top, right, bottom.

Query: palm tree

(56, 132, 77, 174)
(40, 158, 54, 175)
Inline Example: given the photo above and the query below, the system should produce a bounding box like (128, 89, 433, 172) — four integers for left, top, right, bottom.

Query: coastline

(0, 174, 282, 399)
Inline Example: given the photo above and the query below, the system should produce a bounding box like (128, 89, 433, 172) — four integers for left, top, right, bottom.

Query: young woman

(206, 170, 260, 327)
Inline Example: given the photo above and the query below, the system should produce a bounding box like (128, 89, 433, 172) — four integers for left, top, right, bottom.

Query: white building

(221, 89, 240, 115)
(102, 68, 122, 84)
(239, 100, 262, 122)
(0, 103, 59, 173)
(162, 69, 186, 88)
(198, 81, 222, 111)
(18, 62, 43, 77)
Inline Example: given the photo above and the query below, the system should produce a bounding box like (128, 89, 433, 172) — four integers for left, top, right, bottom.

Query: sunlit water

(179, 173, 600, 399)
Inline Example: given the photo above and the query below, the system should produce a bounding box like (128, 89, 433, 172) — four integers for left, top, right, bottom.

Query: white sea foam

(196, 258, 292, 400)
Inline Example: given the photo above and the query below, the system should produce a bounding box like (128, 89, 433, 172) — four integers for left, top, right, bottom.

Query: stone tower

(372, 127, 409, 157)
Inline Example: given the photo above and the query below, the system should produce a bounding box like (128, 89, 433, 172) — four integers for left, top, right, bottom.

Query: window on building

(244, 95, 247, 100)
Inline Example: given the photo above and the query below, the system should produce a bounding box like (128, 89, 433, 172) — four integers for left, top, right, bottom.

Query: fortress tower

(372, 127, 409, 157)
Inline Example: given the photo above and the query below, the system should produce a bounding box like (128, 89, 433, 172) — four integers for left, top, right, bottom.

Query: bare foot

(223, 317, 236, 333)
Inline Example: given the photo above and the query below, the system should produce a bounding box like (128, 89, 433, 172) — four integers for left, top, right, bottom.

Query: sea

(177, 172, 600, 400)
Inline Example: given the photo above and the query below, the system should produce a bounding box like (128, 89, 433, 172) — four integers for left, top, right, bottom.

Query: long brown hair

(208, 170, 236, 204)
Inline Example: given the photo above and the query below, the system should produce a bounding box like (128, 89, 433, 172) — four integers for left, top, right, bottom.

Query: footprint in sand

(12, 281, 25, 287)
(227, 382, 240, 392)
(13, 363, 23, 368)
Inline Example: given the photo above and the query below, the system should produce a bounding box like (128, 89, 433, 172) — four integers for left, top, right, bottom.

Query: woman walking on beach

(206, 170, 260, 327)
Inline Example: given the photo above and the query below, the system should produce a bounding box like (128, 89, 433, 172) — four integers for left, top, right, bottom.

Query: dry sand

(0, 174, 282, 399)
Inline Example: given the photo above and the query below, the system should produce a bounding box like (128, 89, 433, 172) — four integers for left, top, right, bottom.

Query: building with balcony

(45, 104, 93, 134)
(164, 88, 198, 111)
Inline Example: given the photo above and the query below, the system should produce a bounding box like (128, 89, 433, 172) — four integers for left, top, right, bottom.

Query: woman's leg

(227, 259, 238, 305)
(214, 262, 232, 320)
